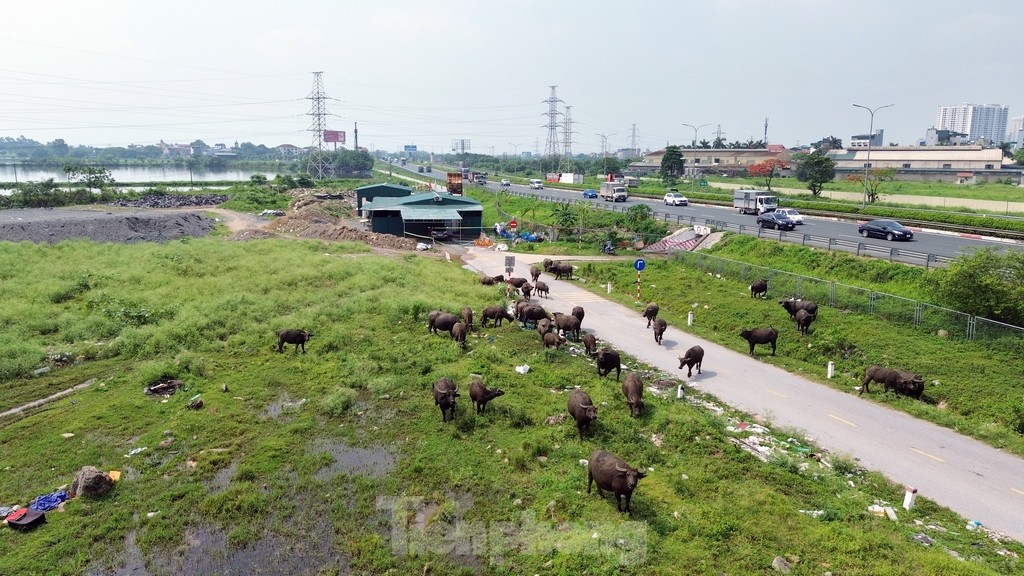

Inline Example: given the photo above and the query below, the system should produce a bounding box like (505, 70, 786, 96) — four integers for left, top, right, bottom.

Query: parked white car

(773, 208, 804, 224)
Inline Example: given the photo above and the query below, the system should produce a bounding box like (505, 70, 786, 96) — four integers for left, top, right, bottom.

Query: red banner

(324, 130, 345, 143)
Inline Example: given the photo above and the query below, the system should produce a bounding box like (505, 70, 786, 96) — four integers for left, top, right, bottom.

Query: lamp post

(681, 123, 710, 191)
(508, 143, 520, 177)
(596, 132, 616, 178)
(851, 103, 894, 207)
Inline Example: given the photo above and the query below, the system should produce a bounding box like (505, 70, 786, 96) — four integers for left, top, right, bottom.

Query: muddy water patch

(266, 394, 307, 419)
(313, 441, 395, 480)
(83, 529, 146, 576)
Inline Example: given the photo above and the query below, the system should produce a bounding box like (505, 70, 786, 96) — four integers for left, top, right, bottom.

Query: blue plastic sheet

(29, 490, 68, 512)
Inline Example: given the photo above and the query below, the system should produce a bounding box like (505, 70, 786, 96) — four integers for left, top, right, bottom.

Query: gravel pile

(110, 194, 229, 208)
(0, 209, 216, 244)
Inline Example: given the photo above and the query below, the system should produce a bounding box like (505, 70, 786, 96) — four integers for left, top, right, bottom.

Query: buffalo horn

(614, 463, 628, 473)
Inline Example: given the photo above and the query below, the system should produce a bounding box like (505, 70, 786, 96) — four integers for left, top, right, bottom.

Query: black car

(755, 211, 797, 231)
(429, 228, 451, 240)
(857, 219, 914, 241)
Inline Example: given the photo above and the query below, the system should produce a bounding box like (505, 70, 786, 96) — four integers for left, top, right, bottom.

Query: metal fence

(676, 251, 1023, 343)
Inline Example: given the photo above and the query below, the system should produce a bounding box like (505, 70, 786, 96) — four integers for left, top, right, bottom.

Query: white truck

(599, 181, 628, 202)
(733, 189, 778, 215)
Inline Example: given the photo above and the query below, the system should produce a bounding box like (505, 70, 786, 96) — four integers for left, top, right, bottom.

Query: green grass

(0, 237, 1022, 574)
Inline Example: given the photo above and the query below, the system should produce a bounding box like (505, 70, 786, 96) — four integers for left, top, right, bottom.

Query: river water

(0, 164, 276, 184)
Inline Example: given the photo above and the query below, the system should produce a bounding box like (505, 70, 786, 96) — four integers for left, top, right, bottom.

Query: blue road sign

(634, 259, 646, 272)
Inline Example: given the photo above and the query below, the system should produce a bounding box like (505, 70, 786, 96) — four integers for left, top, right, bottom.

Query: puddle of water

(313, 442, 395, 481)
(83, 530, 147, 576)
(212, 460, 238, 490)
(266, 395, 306, 419)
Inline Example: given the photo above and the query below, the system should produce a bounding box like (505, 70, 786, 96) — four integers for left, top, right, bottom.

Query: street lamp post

(681, 123, 710, 192)
(851, 103, 894, 207)
(508, 143, 520, 177)
(596, 132, 616, 178)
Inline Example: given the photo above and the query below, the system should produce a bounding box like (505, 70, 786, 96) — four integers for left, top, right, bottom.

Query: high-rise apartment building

(935, 104, 1009, 143)
(1008, 116, 1024, 151)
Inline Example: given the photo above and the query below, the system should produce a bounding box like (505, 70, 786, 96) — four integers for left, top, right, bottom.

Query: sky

(2, 1, 1022, 156)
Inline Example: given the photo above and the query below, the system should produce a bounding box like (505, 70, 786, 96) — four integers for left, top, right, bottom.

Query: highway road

(395, 162, 1024, 264)
(461, 248, 1024, 544)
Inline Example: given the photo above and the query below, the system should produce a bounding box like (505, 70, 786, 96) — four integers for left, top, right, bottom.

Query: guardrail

(500, 189, 953, 269)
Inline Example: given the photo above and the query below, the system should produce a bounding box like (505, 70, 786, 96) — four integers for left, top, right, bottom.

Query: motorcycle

(601, 241, 616, 255)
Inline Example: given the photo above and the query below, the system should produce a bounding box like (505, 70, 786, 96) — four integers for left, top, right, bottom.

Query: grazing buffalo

(582, 333, 598, 356)
(568, 389, 598, 440)
(519, 304, 551, 328)
(553, 312, 581, 341)
(542, 258, 555, 272)
(553, 262, 574, 280)
(481, 305, 515, 327)
(433, 377, 460, 422)
(622, 373, 644, 417)
(530, 265, 542, 283)
(469, 379, 505, 414)
(543, 332, 566, 349)
(430, 312, 461, 336)
(860, 366, 925, 399)
(794, 308, 814, 335)
(461, 307, 474, 331)
(479, 274, 505, 286)
(571, 306, 585, 327)
(596, 348, 622, 381)
(509, 277, 530, 289)
(779, 298, 818, 320)
(678, 345, 704, 377)
(750, 279, 768, 299)
(277, 329, 312, 353)
(520, 283, 533, 300)
(587, 450, 646, 514)
(451, 322, 467, 347)
(653, 318, 667, 345)
(536, 317, 554, 337)
(642, 303, 659, 328)
(534, 280, 550, 299)
(514, 298, 532, 320)
(740, 326, 777, 356)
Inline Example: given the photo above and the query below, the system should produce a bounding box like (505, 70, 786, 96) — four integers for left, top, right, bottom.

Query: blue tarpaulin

(29, 490, 68, 512)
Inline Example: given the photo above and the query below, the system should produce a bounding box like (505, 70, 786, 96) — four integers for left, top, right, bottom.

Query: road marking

(1012, 488, 1024, 497)
(910, 447, 945, 462)
(829, 414, 857, 427)
(765, 388, 786, 398)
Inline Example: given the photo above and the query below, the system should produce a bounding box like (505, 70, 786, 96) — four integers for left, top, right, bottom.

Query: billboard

(404, 145, 418, 152)
(324, 130, 345, 143)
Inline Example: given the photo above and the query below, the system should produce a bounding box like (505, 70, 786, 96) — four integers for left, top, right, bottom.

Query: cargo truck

(733, 189, 778, 215)
(446, 173, 464, 196)
(599, 181, 628, 202)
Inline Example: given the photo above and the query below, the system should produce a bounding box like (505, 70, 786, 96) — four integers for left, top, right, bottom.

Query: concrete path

(461, 247, 1024, 543)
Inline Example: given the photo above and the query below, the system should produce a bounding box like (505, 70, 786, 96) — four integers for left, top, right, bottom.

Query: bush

(321, 387, 358, 417)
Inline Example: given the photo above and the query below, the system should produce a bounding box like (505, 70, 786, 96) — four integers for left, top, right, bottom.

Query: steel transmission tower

(629, 124, 639, 157)
(558, 105, 575, 172)
(306, 71, 334, 180)
(542, 86, 562, 160)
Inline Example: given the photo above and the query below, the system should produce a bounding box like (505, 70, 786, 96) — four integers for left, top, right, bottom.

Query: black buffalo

(568, 389, 598, 440)
(587, 450, 646, 514)
(277, 329, 312, 353)
(740, 326, 777, 356)
(678, 345, 704, 377)
(596, 348, 622, 380)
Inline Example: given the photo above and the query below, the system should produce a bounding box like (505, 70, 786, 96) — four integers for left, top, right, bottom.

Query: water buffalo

(678, 345, 704, 377)
(509, 277, 530, 289)
(461, 307, 473, 331)
(520, 283, 533, 300)
(587, 450, 646, 514)
(553, 312, 581, 341)
(530, 265, 542, 283)
(431, 312, 460, 336)
(582, 333, 598, 356)
(642, 303, 659, 328)
(534, 280, 550, 299)
(433, 377, 460, 422)
(542, 258, 554, 272)
(277, 329, 312, 353)
(568, 389, 598, 440)
(740, 326, 777, 356)
(518, 304, 551, 328)
(622, 373, 644, 417)
(750, 279, 768, 299)
(860, 366, 925, 399)
(451, 322, 467, 347)
(779, 298, 818, 320)
(653, 318, 667, 345)
(469, 379, 505, 414)
(536, 317, 554, 337)
(596, 348, 621, 380)
(571, 306, 585, 327)
(543, 332, 566, 349)
(553, 262, 574, 280)
(794, 308, 814, 335)
(479, 274, 505, 286)
(481, 305, 515, 327)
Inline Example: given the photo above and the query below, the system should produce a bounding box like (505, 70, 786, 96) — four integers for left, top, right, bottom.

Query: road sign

(508, 219, 518, 230)
(634, 259, 646, 272)
(404, 145, 417, 152)
(504, 256, 516, 268)
(699, 179, 708, 187)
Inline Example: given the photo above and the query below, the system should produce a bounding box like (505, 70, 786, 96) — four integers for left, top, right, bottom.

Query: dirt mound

(0, 209, 216, 244)
(263, 201, 420, 251)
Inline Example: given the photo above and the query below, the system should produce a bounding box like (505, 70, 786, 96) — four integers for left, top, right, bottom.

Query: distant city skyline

(2, 1, 1022, 154)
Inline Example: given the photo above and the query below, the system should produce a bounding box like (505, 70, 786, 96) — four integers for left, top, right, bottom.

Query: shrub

(321, 387, 358, 417)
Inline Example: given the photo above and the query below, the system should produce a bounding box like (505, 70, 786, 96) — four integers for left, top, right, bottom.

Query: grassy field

(1, 234, 1022, 575)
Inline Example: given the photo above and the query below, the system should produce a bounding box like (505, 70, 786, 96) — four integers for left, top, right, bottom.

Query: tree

(623, 203, 653, 233)
(998, 142, 1013, 159)
(574, 200, 594, 248)
(811, 136, 843, 151)
(551, 202, 577, 235)
(64, 164, 115, 189)
(926, 248, 1024, 326)
(1014, 148, 1024, 165)
(844, 167, 897, 203)
(748, 159, 787, 190)
(659, 145, 684, 182)
(250, 174, 268, 186)
(794, 149, 836, 196)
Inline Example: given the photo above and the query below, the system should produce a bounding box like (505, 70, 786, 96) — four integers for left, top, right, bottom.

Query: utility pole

(354, 121, 359, 152)
(629, 124, 639, 157)
(764, 117, 769, 145)
(305, 71, 334, 180)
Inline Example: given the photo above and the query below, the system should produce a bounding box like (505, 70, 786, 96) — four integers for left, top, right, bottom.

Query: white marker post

(903, 486, 917, 510)
(827, 361, 835, 379)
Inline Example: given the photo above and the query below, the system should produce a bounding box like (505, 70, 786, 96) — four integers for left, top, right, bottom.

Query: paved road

(461, 247, 1024, 543)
